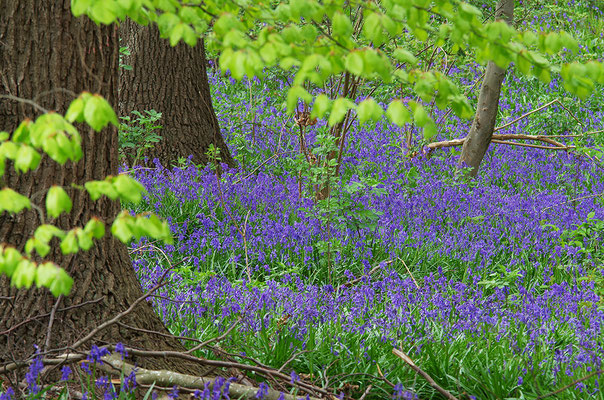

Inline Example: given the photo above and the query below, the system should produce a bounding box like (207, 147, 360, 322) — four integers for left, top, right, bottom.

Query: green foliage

(118, 110, 163, 166)
(71, 0, 604, 131)
(0, 94, 172, 296)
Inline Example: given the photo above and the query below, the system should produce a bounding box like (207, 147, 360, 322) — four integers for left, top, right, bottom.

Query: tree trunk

(457, 0, 515, 177)
(0, 0, 211, 377)
(118, 20, 236, 169)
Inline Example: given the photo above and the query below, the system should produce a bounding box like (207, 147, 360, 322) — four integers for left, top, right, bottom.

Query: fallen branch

(96, 355, 324, 400)
(392, 348, 459, 400)
(338, 260, 393, 291)
(426, 133, 572, 152)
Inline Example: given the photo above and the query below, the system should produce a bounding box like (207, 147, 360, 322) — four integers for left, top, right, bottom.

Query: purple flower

(25, 354, 43, 394)
(0, 388, 14, 400)
(96, 375, 109, 389)
(115, 342, 128, 359)
(60, 365, 72, 381)
(88, 344, 110, 364)
(255, 382, 269, 399)
(168, 385, 179, 399)
(123, 369, 137, 392)
(290, 370, 299, 384)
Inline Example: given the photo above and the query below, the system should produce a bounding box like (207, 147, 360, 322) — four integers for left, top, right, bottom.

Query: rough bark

(118, 20, 236, 168)
(0, 0, 211, 377)
(457, 0, 515, 177)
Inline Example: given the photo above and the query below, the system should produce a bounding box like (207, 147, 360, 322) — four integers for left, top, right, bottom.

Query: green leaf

(423, 121, 438, 140)
(410, 102, 430, 126)
(84, 95, 118, 132)
(332, 12, 352, 37)
(328, 97, 355, 126)
(0, 188, 31, 213)
(60, 231, 79, 254)
(169, 23, 185, 46)
(46, 186, 73, 218)
(76, 229, 94, 251)
(35, 262, 60, 289)
(14, 145, 41, 173)
(11, 259, 36, 289)
(392, 48, 418, 66)
(113, 174, 145, 204)
(11, 121, 32, 144)
(286, 86, 312, 114)
(310, 94, 332, 119)
(65, 97, 86, 123)
(71, 0, 92, 17)
(111, 212, 134, 243)
(386, 100, 411, 126)
(345, 52, 364, 76)
(48, 267, 73, 296)
(357, 98, 383, 124)
(84, 218, 105, 239)
(0, 247, 22, 277)
(85, 179, 119, 201)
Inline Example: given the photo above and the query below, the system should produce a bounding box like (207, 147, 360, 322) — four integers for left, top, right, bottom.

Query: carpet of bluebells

(4, 2, 604, 400)
(122, 4, 604, 400)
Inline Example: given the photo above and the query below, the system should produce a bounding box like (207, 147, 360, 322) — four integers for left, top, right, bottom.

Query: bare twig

(427, 133, 572, 151)
(536, 369, 603, 399)
(338, 260, 393, 291)
(541, 191, 604, 213)
(44, 295, 63, 353)
(358, 384, 372, 400)
(398, 258, 420, 289)
(0, 94, 49, 113)
(392, 348, 459, 400)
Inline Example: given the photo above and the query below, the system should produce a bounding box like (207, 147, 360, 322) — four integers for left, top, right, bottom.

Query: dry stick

(398, 258, 420, 289)
(185, 318, 242, 354)
(535, 369, 603, 399)
(277, 350, 309, 374)
(392, 348, 460, 400)
(427, 133, 571, 151)
(0, 94, 49, 113)
(494, 99, 583, 133)
(111, 346, 331, 398)
(358, 384, 372, 400)
(541, 190, 604, 213)
(117, 322, 204, 344)
(96, 355, 324, 400)
(44, 295, 63, 354)
(490, 139, 572, 150)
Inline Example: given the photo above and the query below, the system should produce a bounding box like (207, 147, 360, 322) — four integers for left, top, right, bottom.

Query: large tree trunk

(457, 0, 515, 177)
(0, 0, 211, 377)
(118, 20, 236, 168)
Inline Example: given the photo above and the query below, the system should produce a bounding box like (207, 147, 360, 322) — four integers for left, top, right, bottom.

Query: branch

(426, 133, 573, 151)
(97, 355, 324, 400)
(536, 369, 603, 399)
(392, 348, 459, 400)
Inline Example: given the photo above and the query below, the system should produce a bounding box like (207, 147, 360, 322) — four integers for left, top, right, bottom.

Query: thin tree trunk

(0, 0, 211, 377)
(119, 20, 236, 168)
(457, 0, 515, 177)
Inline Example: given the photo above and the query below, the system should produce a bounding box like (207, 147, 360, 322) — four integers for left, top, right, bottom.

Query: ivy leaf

(46, 186, 73, 219)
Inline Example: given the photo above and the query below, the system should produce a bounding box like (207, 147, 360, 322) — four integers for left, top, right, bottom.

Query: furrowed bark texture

(118, 20, 236, 168)
(457, 0, 515, 177)
(0, 0, 211, 377)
